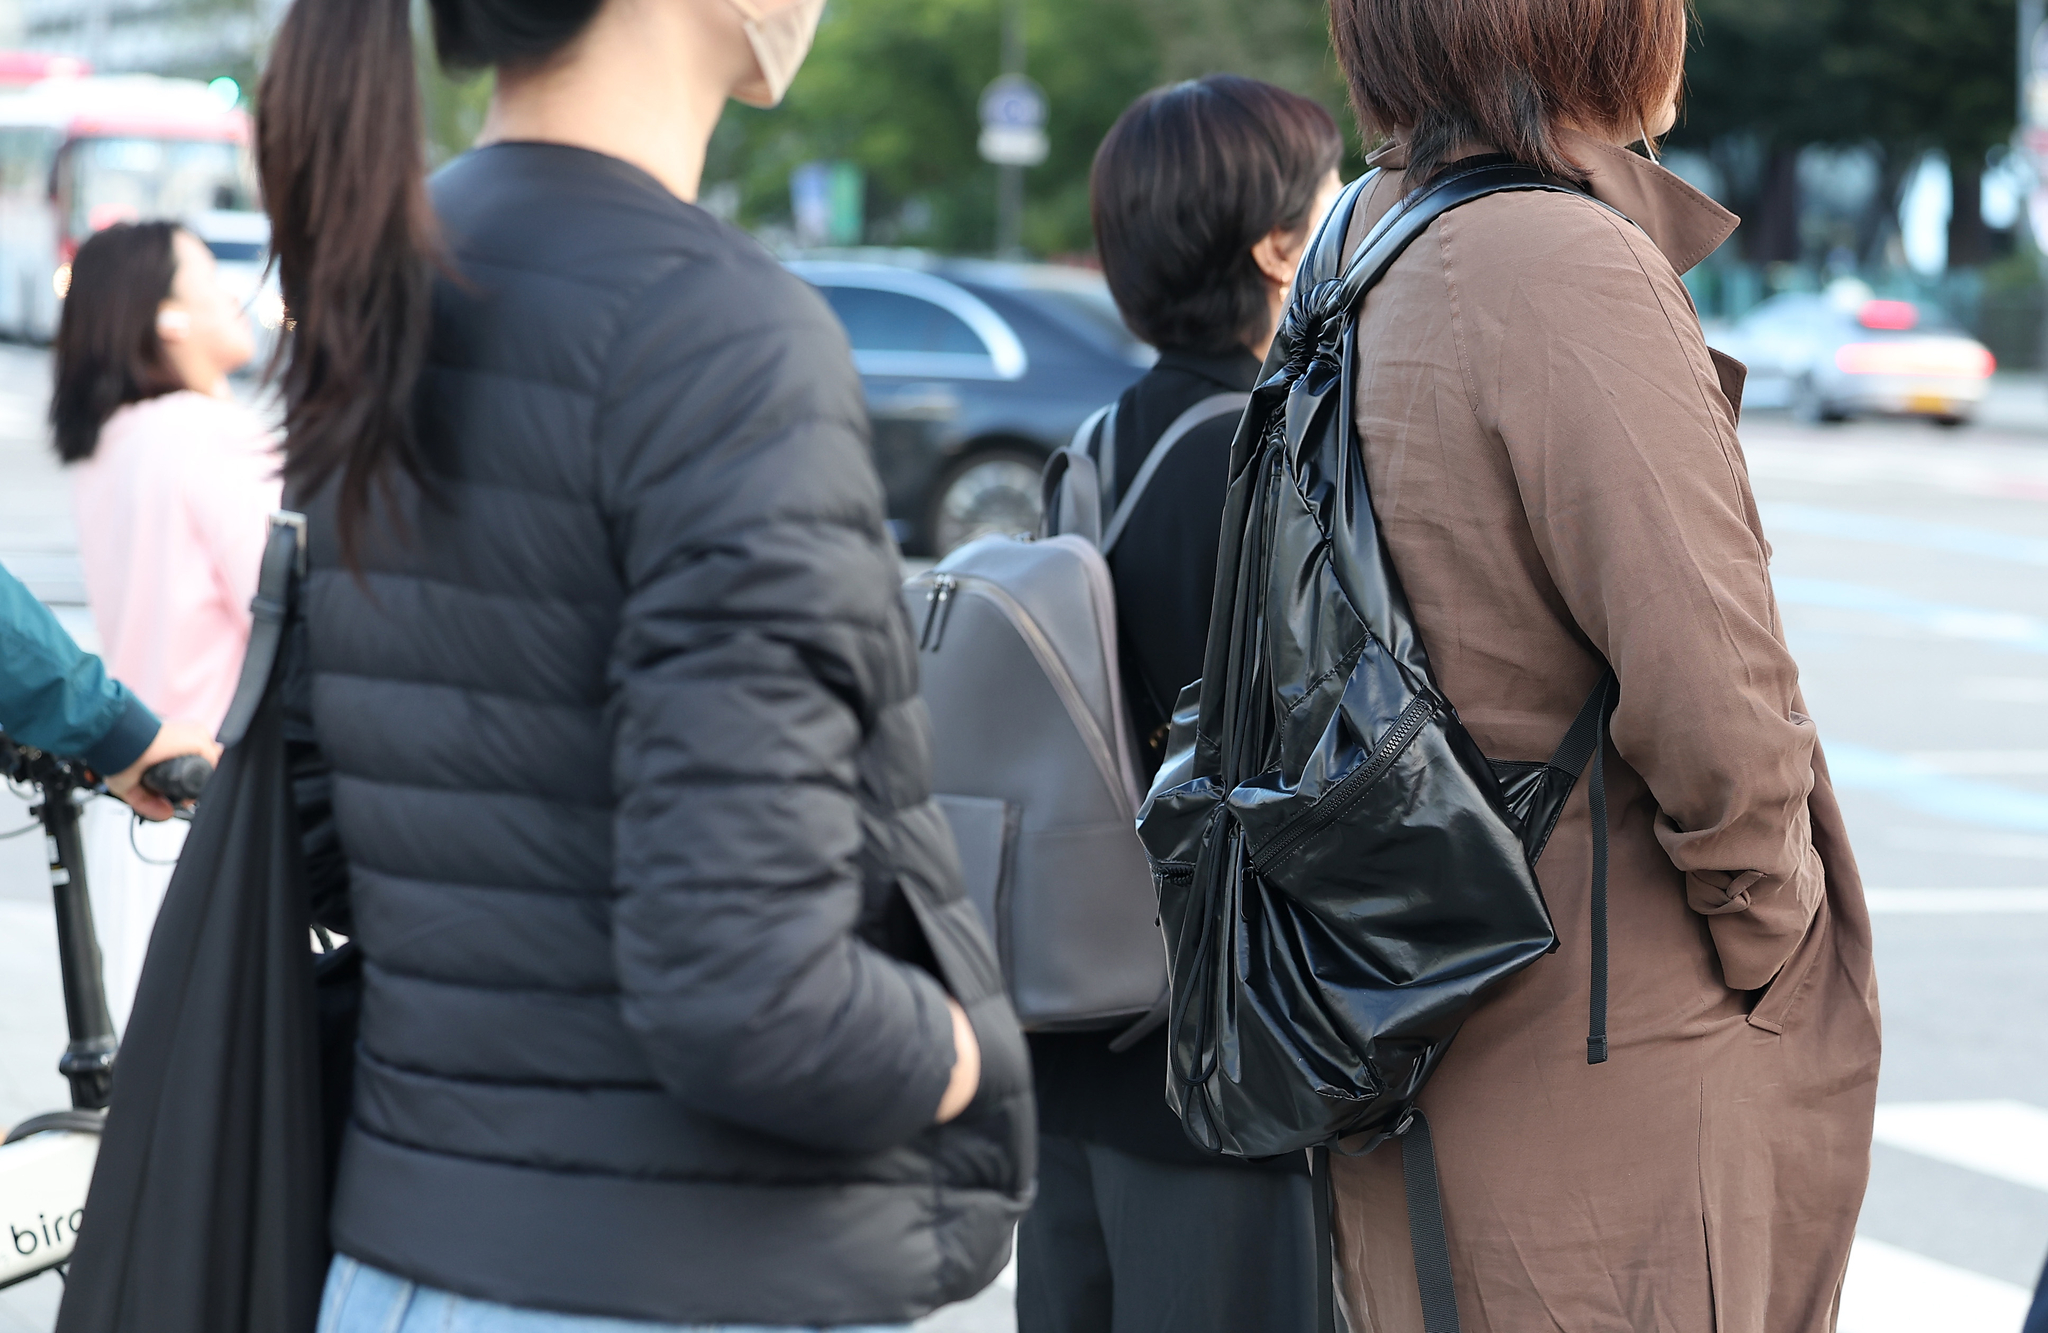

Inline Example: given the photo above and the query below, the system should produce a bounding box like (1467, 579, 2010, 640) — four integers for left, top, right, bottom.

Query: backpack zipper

(919, 574, 957, 650)
(910, 570, 1132, 816)
(1249, 692, 1440, 876)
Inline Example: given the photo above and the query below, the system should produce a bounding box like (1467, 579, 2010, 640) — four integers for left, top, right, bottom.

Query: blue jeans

(318, 1256, 913, 1333)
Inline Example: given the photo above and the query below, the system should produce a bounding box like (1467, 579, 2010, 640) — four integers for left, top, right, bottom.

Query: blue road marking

(1825, 742, 2048, 834)
(1775, 578, 2048, 655)
(1759, 502, 2048, 566)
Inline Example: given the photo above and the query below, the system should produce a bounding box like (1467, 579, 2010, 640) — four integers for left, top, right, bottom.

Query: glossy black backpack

(1136, 162, 1618, 1332)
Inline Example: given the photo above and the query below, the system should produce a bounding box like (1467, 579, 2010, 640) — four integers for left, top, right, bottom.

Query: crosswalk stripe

(1865, 888, 2048, 913)
(1760, 502, 2048, 566)
(1840, 1237, 2033, 1333)
(1871, 1100, 2048, 1193)
(1744, 435, 2048, 503)
(1827, 742, 2048, 834)
(1906, 750, 2048, 775)
(1777, 578, 2048, 655)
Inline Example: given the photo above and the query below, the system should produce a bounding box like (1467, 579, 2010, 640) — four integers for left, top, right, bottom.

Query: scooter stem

(35, 789, 115, 1110)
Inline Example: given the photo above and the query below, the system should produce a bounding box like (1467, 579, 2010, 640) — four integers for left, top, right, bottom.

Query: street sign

(790, 161, 864, 247)
(2030, 22, 2048, 132)
(979, 74, 1048, 167)
(2033, 21, 2048, 124)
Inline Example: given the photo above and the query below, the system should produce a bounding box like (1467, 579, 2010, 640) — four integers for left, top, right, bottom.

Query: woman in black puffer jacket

(255, 1, 1031, 1329)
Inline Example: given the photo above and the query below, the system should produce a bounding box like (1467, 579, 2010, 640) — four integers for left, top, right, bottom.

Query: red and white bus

(0, 65, 254, 340)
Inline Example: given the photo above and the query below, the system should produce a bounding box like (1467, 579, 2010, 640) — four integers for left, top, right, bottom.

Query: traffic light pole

(997, 0, 1026, 259)
(2026, 0, 2044, 107)
(2025, 1, 2046, 384)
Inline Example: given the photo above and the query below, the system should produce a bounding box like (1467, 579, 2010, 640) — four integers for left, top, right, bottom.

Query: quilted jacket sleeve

(596, 254, 959, 1154)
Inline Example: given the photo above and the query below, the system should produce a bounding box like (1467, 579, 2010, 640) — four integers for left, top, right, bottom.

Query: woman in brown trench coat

(1323, 1, 1882, 1329)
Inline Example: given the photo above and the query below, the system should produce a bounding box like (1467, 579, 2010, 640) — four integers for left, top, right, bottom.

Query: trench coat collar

(1364, 127, 1737, 276)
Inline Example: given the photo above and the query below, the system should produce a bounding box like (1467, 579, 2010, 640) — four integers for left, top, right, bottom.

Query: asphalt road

(3, 342, 2047, 1331)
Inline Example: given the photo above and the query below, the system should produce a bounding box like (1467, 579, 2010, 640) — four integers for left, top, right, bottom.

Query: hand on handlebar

(106, 721, 221, 822)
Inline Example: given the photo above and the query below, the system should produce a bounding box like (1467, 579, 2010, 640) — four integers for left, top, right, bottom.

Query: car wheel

(1792, 375, 1847, 425)
(1932, 413, 1972, 430)
(929, 447, 1046, 556)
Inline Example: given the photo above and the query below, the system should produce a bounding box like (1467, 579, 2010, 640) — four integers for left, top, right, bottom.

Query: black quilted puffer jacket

(299, 143, 1032, 1326)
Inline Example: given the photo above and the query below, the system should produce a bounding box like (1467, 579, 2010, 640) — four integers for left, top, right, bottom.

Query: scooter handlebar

(140, 753, 213, 804)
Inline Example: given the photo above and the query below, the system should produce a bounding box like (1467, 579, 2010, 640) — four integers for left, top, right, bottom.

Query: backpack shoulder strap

(1043, 402, 1121, 546)
(1094, 402, 1120, 521)
(1305, 161, 1594, 339)
(1069, 403, 1112, 456)
(1101, 392, 1250, 555)
(1039, 448, 1101, 545)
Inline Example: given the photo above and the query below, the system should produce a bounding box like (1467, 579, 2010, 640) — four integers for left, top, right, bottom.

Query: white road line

(1871, 1101, 2048, 1193)
(1744, 437, 2048, 503)
(1907, 751, 2048, 776)
(1840, 1237, 2033, 1333)
(1888, 829, 2048, 861)
(1760, 502, 2048, 566)
(1963, 677, 2048, 705)
(1865, 888, 2048, 912)
(1827, 742, 2048, 833)
(1778, 580, 2048, 655)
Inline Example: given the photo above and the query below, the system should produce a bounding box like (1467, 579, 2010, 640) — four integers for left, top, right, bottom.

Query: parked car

(1707, 285, 1995, 427)
(787, 257, 1151, 554)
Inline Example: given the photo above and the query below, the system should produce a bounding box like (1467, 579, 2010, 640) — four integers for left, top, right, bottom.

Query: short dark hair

(1332, 0, 1686, 187)
(1091, 76, 1343, 357)
(50, 221, 184, 464)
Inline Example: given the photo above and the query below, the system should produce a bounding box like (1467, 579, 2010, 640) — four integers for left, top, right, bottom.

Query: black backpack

(1136, 161, 1619, 1332)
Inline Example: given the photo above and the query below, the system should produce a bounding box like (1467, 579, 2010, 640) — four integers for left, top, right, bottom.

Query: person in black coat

(249, 1, 1030, 1329)
(1017, 76, 1343, 1333)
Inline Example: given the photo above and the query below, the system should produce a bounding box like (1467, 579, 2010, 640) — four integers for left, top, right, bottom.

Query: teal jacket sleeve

(0, 564, 159, 774)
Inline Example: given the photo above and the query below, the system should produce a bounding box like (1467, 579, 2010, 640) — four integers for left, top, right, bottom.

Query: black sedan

(788, 258, 1152, 555)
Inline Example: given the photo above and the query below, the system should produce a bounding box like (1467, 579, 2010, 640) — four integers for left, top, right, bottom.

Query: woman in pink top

(50, 220, 279, 1027)
(55, 221, 280, 734)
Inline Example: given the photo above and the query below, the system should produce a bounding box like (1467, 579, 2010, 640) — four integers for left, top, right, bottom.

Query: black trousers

(1016, 1133, 1320, 1333)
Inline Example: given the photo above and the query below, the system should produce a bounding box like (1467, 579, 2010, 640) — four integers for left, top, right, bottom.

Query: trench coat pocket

(1746, 889, 1831, 1034)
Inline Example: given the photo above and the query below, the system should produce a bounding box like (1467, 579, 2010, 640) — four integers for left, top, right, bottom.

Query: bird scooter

(0, 736, 210, 1290)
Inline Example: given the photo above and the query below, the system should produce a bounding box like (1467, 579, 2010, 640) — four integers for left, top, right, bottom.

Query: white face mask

(725, 0, 827, 109)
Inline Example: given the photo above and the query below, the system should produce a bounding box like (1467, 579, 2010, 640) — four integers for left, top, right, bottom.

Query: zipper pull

(920, 574, 956, 651)
(932, 575, 957, 649)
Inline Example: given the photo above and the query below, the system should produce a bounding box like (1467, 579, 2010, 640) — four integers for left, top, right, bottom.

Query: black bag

(1136, 162, 1619, 1331)
(57, 513, 354, 1333)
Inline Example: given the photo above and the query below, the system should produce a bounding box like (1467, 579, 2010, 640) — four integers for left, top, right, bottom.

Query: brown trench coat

(1329, 132, 1882, 1333)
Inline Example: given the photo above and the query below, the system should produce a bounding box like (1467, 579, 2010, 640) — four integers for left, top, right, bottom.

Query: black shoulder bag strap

(217, 511, 307, 748)
(1542, 671, 1621, 1064)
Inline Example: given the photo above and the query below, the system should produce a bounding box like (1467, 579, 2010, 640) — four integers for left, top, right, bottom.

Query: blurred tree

(1676, 0, 1862, 263)
(420, 61, 494, 170)
(705, 0, 1353, 256)
(1134, 0, 1348, 121)
(1843, 0, 2016, 265)
(1678, 0, 2018, 267)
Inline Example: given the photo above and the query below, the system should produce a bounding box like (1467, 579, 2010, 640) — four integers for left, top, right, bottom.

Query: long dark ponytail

(256, 0, 602, 558)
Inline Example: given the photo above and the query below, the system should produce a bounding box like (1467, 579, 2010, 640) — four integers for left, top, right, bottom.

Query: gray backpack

(905, 393, 1248, 1038)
